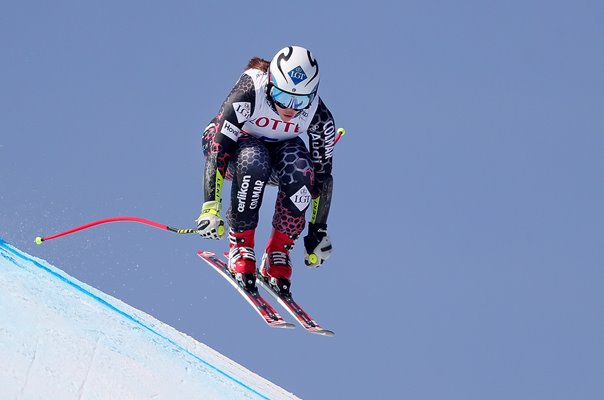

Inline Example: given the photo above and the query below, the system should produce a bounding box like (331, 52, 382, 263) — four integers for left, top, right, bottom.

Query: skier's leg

(225, 136, 272, 289)
(271, 137, 315, 237)
(226, 136, 272, 231)
(260, 137, 314, 294)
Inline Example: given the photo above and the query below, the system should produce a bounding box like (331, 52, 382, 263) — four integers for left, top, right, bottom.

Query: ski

(256, 274, 335, 337)
(197, 251, 294, 329)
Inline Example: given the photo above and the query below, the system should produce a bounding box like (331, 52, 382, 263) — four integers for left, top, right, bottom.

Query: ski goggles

(268, 84, 316, 111)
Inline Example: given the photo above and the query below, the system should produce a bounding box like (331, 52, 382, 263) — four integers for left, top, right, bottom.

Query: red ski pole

(35, 216, 198, 245)
(36, 129, 346, 245)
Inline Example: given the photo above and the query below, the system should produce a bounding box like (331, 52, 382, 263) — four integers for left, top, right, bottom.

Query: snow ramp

(0, 239, 299, 400)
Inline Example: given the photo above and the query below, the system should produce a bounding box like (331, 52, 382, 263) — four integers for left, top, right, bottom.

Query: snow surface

(0, 239, 299, 400)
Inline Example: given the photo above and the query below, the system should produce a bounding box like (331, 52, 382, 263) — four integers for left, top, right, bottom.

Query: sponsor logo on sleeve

(220, 120, 241, 141)
(233, 102, 251, 123)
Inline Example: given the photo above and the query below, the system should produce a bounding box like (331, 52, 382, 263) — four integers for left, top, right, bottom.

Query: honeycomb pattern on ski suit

(208, 134, 314, 235)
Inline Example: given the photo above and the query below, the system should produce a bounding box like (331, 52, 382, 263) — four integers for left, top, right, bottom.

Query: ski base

(256, 274, 335, 337)
(197, 251, 294, 329)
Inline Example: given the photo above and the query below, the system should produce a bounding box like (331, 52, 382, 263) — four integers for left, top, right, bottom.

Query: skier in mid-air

(196, 46, 336, 295)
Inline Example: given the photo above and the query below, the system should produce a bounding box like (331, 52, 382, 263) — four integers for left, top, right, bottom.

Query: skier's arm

(304, 100, 336, 266)
(203, 73, 256, 203)
(307, 99, 336, 226)
(197, 73, 255, 239)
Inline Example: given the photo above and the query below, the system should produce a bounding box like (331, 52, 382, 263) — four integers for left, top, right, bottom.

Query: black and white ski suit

(202, 67, 336, 238)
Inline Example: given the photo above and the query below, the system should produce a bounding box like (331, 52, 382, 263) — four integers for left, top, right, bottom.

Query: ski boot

(259, 229, 295, 295)
(228, 229, 257, 291)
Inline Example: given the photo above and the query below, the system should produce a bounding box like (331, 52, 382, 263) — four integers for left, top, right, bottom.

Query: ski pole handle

(307, 253, 319, 265)
(35, 216, 198, 244)
(334, 127, 346, 145)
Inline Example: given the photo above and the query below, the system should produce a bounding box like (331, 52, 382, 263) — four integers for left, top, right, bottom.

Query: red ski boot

(260, 229, 295, 295)
(228, 229, 257, 291)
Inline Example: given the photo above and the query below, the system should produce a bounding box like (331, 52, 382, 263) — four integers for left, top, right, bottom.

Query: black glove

(303, 223, 332, 267)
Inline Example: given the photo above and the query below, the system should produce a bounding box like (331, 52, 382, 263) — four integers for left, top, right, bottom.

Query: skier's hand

(196, 201, 225, 240)
(303, 223, 332, 267)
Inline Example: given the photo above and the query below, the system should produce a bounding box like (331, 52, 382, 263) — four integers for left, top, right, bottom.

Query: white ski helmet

(268, 46, 319, 110)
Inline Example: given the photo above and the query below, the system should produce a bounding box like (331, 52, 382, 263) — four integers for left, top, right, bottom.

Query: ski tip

(197, 250, 215, 257)
(311, 329, 335, 337)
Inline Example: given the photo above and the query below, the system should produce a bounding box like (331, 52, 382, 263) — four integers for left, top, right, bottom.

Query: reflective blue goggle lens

(270, 86, 315, 110)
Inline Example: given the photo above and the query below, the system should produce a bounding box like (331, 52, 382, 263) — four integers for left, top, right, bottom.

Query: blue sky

(1, 1, 603, 399)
